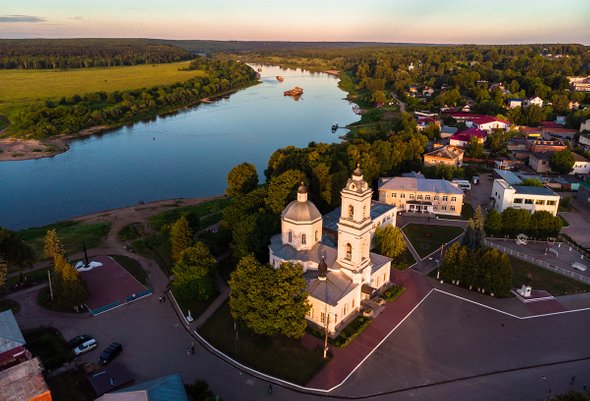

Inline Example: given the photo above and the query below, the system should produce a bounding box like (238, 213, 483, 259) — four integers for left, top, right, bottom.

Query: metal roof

(513, 186, 559, 196)
(322, 201, 395, 232)
(0, 310, 25, 355)
(378, 177, 464, 195)
(493, 168, 523, 185)
(100, 373, 188, 401)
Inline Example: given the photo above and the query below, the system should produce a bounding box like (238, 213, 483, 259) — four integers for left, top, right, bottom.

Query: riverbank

(0, 81, 259, 162)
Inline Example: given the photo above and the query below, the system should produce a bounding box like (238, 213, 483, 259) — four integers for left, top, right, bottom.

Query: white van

(73, 338, 97, 355)
(452, 179, 471, 191)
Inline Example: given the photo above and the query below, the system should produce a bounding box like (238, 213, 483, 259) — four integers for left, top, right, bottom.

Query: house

(526, 138, 567, 153)
(0, 310, 30, 371)
(422, 86, 434, 97)
(491, 179, 560, 216)
(568, 101, 580, 110)
(507, 98, 524, 109)
(579, 133, 590, 151)
(523, 96, 544, 108)
(408, 62, 415, 71)
(95, 372, 188, 401)
(494, 158, 521, 170)
(572, 153, 590, 176)
(269, 169, 393, 335)
(378, 176, 464, 216)
(543, 127, 578, 140)
(0, 357, 51, 401)
(408, 85, 418, 96)
(461, 104, 472, 112)
(416, 116, 440, 132)
(569, 76, 590, 92)
(579, 118, 590, 133)
(439, 126, 458, 138)
(467, 116, 510, 133)
(449, 128, 487, 148)
(507, 137, 529, 151)
(529, 151, 552, 173)
(423, 145, 464, 167)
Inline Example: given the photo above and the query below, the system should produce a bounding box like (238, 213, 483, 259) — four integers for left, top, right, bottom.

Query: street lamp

(541, 375, 551, 401)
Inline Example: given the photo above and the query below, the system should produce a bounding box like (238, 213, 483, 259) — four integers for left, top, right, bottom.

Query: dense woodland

(247, 44, 590, 128)
(0, 39, 194, 69)
(11, 57, 257, 138)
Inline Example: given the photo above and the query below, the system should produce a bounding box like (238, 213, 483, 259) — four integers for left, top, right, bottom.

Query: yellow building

(423, 145, 464, 167)
(378, 176, 464, 216)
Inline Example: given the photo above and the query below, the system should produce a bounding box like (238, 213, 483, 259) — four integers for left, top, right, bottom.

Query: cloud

(68, 16, 83, 20)
(0, 14, 46, 23)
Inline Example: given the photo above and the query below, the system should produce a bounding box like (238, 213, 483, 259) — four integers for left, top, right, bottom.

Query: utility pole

(323, 314, 330, 359)
(48, 270, 54, 301)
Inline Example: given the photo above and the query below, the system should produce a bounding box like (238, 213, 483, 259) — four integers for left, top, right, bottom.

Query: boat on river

(331, 122, 339, 131)
(276, 75, 284, 82)
(284, 86, 303, 97)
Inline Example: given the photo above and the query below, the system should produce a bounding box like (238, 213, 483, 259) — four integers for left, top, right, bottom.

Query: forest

(0, 38, 194, 69)
(10, 57, 257, 138)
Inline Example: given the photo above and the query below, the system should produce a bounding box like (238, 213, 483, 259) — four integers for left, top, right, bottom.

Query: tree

(463, 206, 485, 250)
(53, 254, 88, 308)
(465, 136, 483, 158)
(0, 257, 7, 293)
(484, 209, 503, 237)
(172, 242, 216, 301)
(170, 216, 192, 263)
(43, 229, 64, 260)
(0, 227, 33, 267)
(265, 169, 306, 215)
(521, 178, 543, 187)
(549, 150, 575, 174)
(229, 256, 309, 338)
(226, 162, 258, 198)
(373, 225, 406, 259)
(501, 208, 531, 236)
(553, 391, 590, 401)
(529, 211, 562, 239)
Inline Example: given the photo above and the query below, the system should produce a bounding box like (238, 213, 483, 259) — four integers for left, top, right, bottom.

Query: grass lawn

(199, 302, 326, 385)
(47, 369, 95, 401)
(6, 267, 49, 288)
(403, 224, 464, 258)
(148, 197, 230, 231)
(110, 255, 150, 287)
(0, 61, 203, 117)
(0, 298, 20, 314)
(391, 248, 416, 270)
(17, 220, 111, 261)
(117, 222, 144, 241)
(171, 288, 217, 320)
(510, 256, 590, 296)
(132, 231, 173, 275)
(23, 327, 73, 370)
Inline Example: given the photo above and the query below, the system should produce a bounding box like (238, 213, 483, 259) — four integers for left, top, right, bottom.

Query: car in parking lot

(572, 262, 587, 272)
(99, 342, 123, 365)
(68, 334, 93, 349)
(73, 338, 97, 355)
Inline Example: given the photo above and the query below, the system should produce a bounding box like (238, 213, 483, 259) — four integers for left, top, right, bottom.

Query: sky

(1, 0, 588, 44)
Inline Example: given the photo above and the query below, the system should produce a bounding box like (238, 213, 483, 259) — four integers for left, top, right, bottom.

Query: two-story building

(528, 151, 552, 173)
(491, 179, 560, 216)
(378, 176, 464, 216)
(449, 128, 487, 148)
(526, 139, 567, 153)
(572, 152, 590, 176)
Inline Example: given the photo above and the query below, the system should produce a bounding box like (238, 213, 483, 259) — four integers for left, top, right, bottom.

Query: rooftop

(424, 145, 464, 160)
(450, 128, 487, 142)
(0, 357, 50, 401)
(573, 152, 589, 162)
(378, 176, 464, 195)
(322, 201, 395, 233)
(513, 185, 559, 196)
(96, 372, 188, 401)
(0, 310, 25, 355)
(493, 168, 523, 185)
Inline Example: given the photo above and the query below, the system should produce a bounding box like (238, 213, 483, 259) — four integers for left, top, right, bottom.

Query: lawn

(23, 327, 73, 370)
(110, 255, 150, 287)
(6, 266, 49, 288)
(403, 224, 464, 258)
(510, 256, 590, 296)
(47, 369, 95, 401)
(148, 197, 230, 231)
(132, 231, 173, 275)
(391, 248, 416, 270)
(0, 61, 203, 116)
(199, 302, 326, 385)
(172, 288, 217, 321)
(17, 220, 111, 261)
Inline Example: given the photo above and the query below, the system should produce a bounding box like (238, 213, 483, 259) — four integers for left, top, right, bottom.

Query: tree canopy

(226, 162, 259, 198)
(172, 242, 216, 301)
(549, 150, 575, 175)
(229, 255, 309, 338)
(170, 215, 193, 263)
(373, 225, 406, 259)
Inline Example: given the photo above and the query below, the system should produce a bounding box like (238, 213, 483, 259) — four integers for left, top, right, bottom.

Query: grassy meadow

(0, 61, 204, 122)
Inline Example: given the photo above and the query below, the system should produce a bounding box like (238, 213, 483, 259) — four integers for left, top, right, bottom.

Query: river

(0, 65, 358, 230)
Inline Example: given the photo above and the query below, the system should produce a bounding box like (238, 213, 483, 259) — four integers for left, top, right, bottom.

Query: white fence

(484, 238, 590, 285)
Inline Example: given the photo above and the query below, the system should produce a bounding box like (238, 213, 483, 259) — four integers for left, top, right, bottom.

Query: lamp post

(541, 375, 551, 401)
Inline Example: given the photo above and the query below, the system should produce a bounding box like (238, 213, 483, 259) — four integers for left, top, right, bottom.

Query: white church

(269, 166, 396, 335)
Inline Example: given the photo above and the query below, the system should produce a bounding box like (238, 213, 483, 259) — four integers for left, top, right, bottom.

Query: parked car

(99, 342, 123, 365)
(68, 334, 93, 349)
(572, 262, 587, 272)
(73, 338, 97, 355)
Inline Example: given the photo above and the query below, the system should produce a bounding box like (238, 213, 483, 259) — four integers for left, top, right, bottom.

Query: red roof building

(449, 128, 487, 148)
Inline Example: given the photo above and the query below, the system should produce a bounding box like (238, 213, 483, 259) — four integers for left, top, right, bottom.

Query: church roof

(269, 234, 338, 266)
(282, 199, 321, 223)
(306, 270, 359, 306)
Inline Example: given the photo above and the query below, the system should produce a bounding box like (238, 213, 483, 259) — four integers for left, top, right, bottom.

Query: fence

(484, 238, 590, 285)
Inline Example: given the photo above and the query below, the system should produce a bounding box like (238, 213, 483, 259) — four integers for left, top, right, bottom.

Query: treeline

(220, 114, 428, 262)
(12, 58, 257, 138)
(485, 208, 563, 239)
(0, 39, 194, 69)
(247, 44, 590, 128)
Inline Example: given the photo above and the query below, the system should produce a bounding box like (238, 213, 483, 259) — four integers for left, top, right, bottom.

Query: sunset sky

(1, 0, 588, 44)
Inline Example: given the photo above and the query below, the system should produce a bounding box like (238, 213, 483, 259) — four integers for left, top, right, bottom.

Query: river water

(0, 65, 358, 230)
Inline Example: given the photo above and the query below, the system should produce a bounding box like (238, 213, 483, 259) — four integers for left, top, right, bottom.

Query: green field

(403, 224, 464, 258)
(0, 61, 204, 120)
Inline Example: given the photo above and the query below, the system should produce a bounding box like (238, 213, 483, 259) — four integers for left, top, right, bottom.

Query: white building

(572, 153, 590, 176)
(524, 96, 544, 108)
(491, 179, 560, 216)
(269, 168, 393, 335)
(467, 116, 510, 133)
(507, 98, 523, 109)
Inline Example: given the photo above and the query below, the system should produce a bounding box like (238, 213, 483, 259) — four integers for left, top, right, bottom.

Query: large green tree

(501, 208, 531, 236)
(265, 169, 306, 215)
(373, 225, 406, 259)
(172, 242, 216, 301)
(229, 256, 309, 338)
(0, 227, 33, 267)
(170, 215, 192, 263)
(463, 206, 485, 250)
(549, 150, 575, 174)
(484, 209, 503, 237)
(226, 162, 259, 198)
(529, 211, 562, 239)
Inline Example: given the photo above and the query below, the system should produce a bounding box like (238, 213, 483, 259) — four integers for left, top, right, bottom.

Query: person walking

(191, 342, 195, 355)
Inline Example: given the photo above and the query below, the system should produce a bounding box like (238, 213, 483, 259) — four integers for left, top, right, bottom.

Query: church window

(315, 230, 318, 242)
(345, 243, 352, 260)
(363, 205, 367, 218)
(288, 231, 293, 243)
(348, 205, 354, 219)
(302, 234, 306, 245)
(320, 312, 326, 323)
(334, 314, 338, 323)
